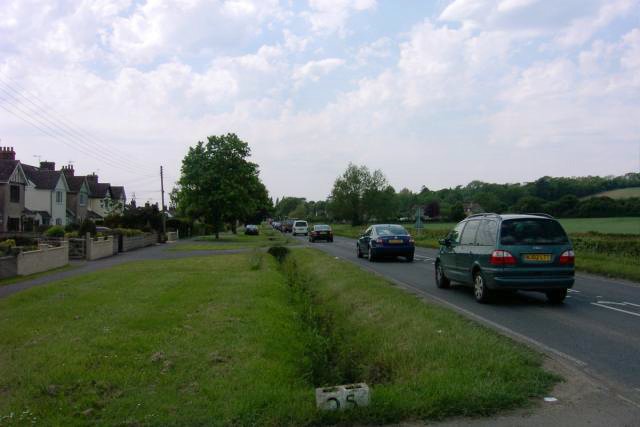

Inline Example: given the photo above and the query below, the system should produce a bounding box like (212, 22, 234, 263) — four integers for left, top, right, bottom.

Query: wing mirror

(439, 238, 451, 246)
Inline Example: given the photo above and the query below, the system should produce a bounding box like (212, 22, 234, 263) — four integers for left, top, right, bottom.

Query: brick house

(0, 147, 28, 232)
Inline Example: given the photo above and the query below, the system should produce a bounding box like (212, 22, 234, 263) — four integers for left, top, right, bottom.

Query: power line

(0, 73, 157, 174)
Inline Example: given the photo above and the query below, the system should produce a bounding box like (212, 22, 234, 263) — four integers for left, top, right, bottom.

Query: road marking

(591, 302, 640, 318)
(568, 289, 580, 293)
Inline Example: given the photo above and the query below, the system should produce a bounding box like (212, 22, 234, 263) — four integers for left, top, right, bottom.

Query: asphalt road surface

(293, 234, 640, 406)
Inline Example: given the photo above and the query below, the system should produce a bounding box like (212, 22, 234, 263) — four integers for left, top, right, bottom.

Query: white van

(292, 220, 309, 236)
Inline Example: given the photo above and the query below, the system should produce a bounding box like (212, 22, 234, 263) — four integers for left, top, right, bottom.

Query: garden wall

(17, 244, 69, 276)
(0, 256, 17, 279)
(87, 236, 115, 261)
(122, 233, 156, 252)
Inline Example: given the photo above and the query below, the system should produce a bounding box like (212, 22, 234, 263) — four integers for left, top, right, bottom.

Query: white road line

(591, 303, 640, 318)
(597, 301, 640, 308)
(568, 289, 580, 293)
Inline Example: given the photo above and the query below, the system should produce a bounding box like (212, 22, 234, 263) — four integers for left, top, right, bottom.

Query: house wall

(89, 196, 111, 218)
(25, 186, 49, 212)
(51, 177, 67, 226)
(0, 182, 25, 231)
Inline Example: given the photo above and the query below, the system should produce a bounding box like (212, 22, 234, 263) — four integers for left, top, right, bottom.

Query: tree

(448, 202, 466, 222)
(174, 133, 269, 239)
(329, 164, 392, 225)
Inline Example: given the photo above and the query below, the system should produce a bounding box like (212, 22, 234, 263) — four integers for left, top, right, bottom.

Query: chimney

(40, 161, 56, 171)
(87, 173, 98, 183)
(0, 147, 16, 160)
(62, 164, 75, 177)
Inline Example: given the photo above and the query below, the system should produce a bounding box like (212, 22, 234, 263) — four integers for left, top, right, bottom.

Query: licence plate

(523, 254, 552, 262)
(388, 239, 403, 244)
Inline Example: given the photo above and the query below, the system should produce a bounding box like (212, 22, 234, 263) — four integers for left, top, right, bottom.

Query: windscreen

(500, 219, 569, 245)
(294, 221, 307, 227)
(375, 225, 409, 236)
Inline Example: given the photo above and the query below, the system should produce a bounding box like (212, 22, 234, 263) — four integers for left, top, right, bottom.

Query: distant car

(244, 224, 259, 235)
(282, 219, 294, 233)
(356, 224, 414, 262)
(435, 213, 575, 304)
(292, 220, 309, 236)
(309, 224, 333, 242)
(95, 226, 112, 234)
(272, 221, 281, 231)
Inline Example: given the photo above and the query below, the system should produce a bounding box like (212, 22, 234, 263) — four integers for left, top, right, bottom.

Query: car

(435, 213, 575, 304)
(95, 226, 112, 234)
(282, 219, 294, 233)
(356, 224, 415, 262)
(292, 220, 309, 236)
(244, 224, 259, 235)
(272, 221, 281, 231)
(309, 224, 333, 242)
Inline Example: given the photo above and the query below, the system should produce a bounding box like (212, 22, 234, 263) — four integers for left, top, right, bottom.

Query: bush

(0, 239, 16, 256)
(267, 246, 290, 263)
(78, 219, 97, 237)
(45, 226, 65, 238)
(113, 228, 144, 237)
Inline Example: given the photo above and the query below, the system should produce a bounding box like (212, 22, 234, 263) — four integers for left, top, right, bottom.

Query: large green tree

(174, 133, 269, 239)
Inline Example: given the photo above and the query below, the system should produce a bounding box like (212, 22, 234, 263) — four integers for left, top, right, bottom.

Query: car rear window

(500, 219, 569, 245)
(375, 225, 408, 236)
(314, 225, 330, 230)
(294, 221, 307, 227)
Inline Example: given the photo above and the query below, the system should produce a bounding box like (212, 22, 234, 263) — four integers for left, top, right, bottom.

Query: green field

(582, 187, 640, 200)
(0, 247, 557, 425)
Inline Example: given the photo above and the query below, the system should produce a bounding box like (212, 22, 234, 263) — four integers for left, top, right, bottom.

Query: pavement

(4, 237, 640, 425)
(291, 234, 640, 426)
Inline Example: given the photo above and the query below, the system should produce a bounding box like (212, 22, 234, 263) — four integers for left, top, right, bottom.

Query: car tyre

(473, 270, 491, 303)
(356, 244, 363, 258)
(368, 246, 376, 262)
(406, 253, 414, 262)
(329, 238, 333, 243)
(435, 261, 450, 289)
(546, 288, 567, 304)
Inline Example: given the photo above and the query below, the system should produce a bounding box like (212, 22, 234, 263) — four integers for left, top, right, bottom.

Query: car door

(455, 219, 481, 284)
(440, 222, 465, 280)
(358, 227, 372, 253)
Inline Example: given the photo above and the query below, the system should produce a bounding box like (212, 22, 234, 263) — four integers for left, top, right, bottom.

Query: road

(293, 234, 640, 405)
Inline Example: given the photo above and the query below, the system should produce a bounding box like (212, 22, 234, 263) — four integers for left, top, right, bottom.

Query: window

(374, 225, 409, 236)
(294, 221, 307, 227)
(79, 193, 87, 206)
(448, 222, 466, 244)
(10, 185, 20, 203)
(56, 218, 62, 225)
(460, 220, 481, 245)
(56, 191, 63, 204)
(500, 219, 569, 245)
(476, 220, 498, 246)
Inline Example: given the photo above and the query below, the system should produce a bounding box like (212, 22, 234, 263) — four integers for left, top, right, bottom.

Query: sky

(0, 0, 639, 203)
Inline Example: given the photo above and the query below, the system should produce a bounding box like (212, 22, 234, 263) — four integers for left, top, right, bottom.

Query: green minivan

(435, 213, 575, 304)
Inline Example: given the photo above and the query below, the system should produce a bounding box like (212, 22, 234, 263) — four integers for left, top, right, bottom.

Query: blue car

(356, 224, 415, 262)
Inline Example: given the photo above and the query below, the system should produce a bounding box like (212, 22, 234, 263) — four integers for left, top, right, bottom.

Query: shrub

(0, 239, 16, 256)
(78, 219, 97, 237)
(45, 226, 65, 238)
(113, 228, 144, 237)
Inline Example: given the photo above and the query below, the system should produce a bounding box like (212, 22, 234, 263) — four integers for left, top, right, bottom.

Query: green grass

(558, 217, 640, 234)
(0, 265, 75, 287)
(575, 251, 640, 282)
(169, 229, 295, 251)
(581, 187, 640, 200)
(0, 249, 558, 425)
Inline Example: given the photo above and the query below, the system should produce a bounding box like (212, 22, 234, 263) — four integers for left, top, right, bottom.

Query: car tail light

(409, 237, 415, 243)
(375, 238, 384, 244)
(489, 250, 517, 266)
(559, 250, 575, 265)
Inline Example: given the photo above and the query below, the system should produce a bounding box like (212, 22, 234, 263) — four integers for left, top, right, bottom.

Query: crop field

(581, 187, 640, 200)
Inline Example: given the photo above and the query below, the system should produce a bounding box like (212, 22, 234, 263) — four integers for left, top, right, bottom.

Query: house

(0, 147, 28, 232)
(62, 165, 90, 224)
(110, 186, 126, 214)
(23, 161, 70, 227)
(86, 173, 113, 220)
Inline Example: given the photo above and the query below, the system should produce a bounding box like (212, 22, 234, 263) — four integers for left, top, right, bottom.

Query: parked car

(309, 224, 333, 242)
(292, 220, 309, 236)
(356, 224, 415, 262)
(282, 219, 294, 233)
(244, 224, 259, 235)
(435, 213, 575, 304)
(95, 226, 112, 234)
(272, 221, 281, 231)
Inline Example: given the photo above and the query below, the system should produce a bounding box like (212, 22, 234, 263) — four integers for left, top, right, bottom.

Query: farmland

(581, 187, 640, 200)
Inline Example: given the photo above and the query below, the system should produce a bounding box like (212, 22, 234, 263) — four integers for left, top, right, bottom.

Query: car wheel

(473, 270, 491, 303)
(406, 253, 414, 262)
(368, 246, 376, 262)
(546, 289, 567, 304)
(329, 238, 333, 243)
(435, 261, 450, 289)
(356, 244, 363, 258)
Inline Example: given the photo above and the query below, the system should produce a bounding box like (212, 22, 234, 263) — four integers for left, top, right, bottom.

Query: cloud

(355, 37, 392, 65)
(292, 58, 345, 87)
(303, 0, 377, 35)
(555, 0, 635, 47)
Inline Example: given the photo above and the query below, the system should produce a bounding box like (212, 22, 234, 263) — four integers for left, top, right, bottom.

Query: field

(0, 247, 557, 425)
(581, 187, 640, 200)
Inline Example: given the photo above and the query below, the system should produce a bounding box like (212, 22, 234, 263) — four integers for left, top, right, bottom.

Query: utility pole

(160, 166, 167, 236)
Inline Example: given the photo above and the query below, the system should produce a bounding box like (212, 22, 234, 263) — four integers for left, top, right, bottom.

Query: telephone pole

(160, 166, 166, 235)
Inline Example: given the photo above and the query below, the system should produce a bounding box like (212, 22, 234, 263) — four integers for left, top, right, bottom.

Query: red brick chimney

(87, 173, 98, 183)
(62, 165, 75, 177)
(40, 161, 56, 171)
(0, 147, 16, 160)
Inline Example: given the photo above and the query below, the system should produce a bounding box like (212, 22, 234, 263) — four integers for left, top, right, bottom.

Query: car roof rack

(523, 212, 555, 218)
(466, 213, 500, 219)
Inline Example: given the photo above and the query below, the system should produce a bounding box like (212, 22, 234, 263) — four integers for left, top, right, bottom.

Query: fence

(121, 233, 157, 252)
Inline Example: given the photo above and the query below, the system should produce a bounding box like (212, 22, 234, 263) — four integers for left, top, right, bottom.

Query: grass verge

(0, 249, 558, 425)
(0, 265, 76, 287)
(169, 229, 294, 251)
(575, 251, 640, 282)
